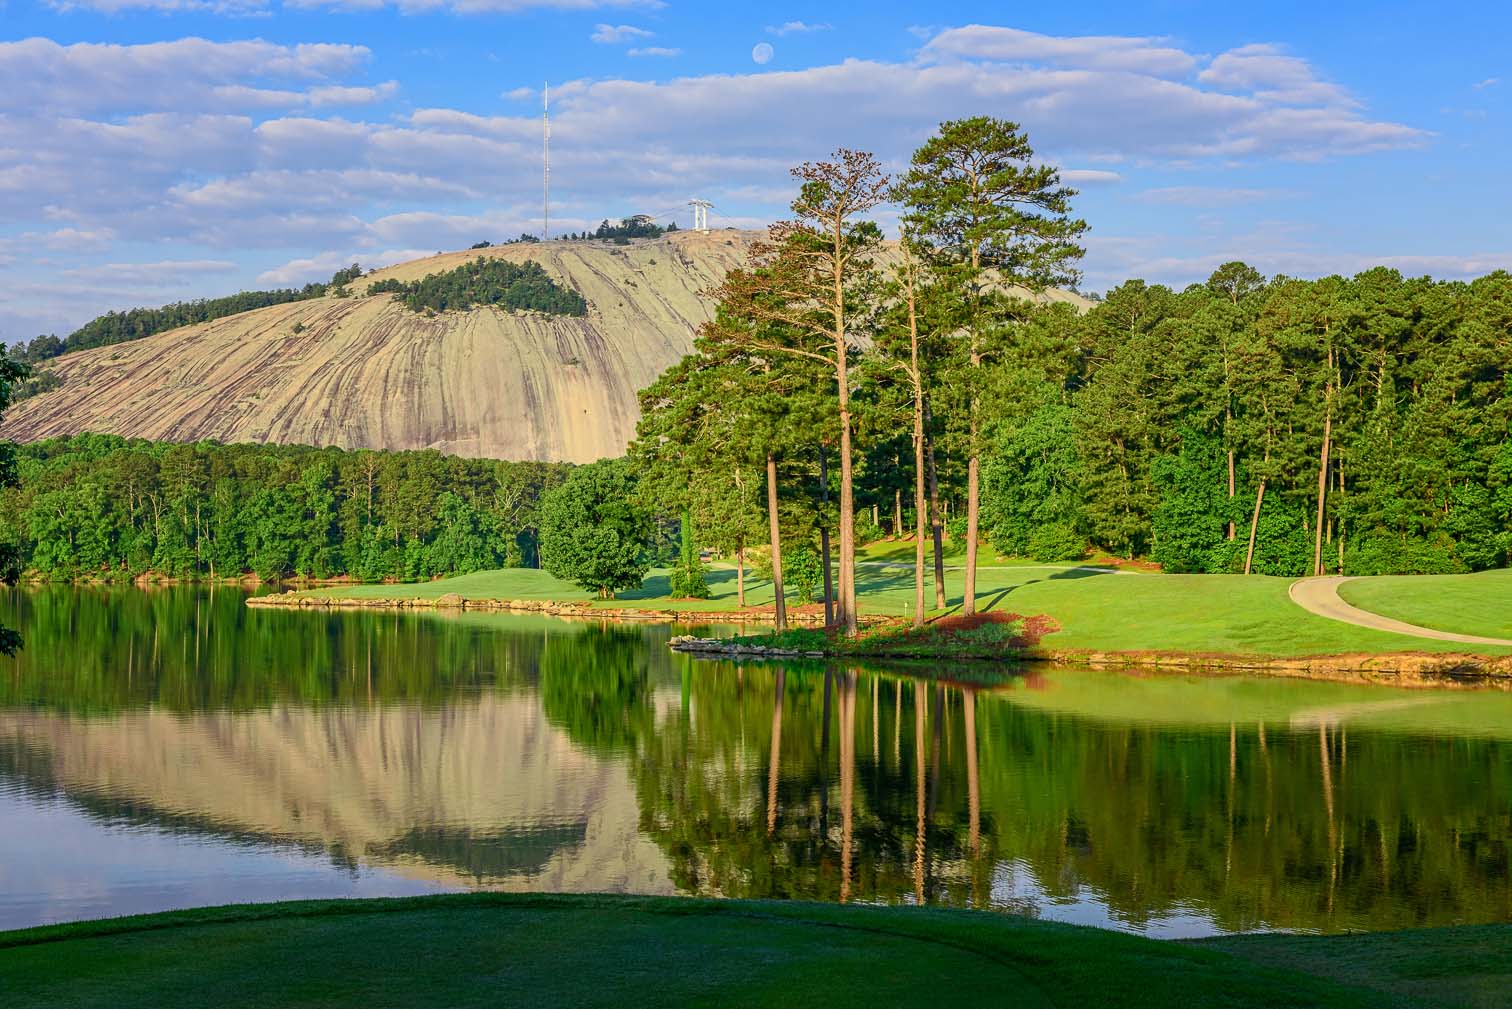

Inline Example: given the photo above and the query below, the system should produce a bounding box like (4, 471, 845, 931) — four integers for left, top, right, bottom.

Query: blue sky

(1, 0, 1507, 339)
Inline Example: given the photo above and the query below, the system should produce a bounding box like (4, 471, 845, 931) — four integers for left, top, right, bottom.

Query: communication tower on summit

(689, 198, 712, 233)
(542, 82, 551, 241)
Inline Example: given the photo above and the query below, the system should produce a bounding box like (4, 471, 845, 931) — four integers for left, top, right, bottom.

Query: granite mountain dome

(1, 230, 1089, 462)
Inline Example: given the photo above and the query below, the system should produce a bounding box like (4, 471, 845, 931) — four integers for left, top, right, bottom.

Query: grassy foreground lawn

(1339, 570, 1512, 640)
(0, 893, 1482, 1009)
(1208, 925, 1512, 1009)
(297, 555, 1512, 657)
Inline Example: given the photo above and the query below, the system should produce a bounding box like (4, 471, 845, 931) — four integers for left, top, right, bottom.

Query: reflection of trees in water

(633, 663, 991, 909)
(5, 589, 1511, 934)
(537, 626, 656, 757)
(0, 586, 656, 711)
(632, 660, 1512, 933)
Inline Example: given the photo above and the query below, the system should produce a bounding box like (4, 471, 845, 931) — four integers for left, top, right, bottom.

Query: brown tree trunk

(818, 447, 834, 628)
(1243, 479, 1267, 576)
(964, 448, 980, 616)
(767, 667, 783, 835)
(894, 487, 903, 539)
(923, 406, 947, 610)
(1313, 346, 1335, 577)
(1244, 436, 1271, 576)
(835, 302, 858, 637)
(837, 393, 857, 636)
(736, 545, 746, 608)
(766, 452, 787, 632)
(907, 261, 928, 629)
(1226, 404, 1237, 541)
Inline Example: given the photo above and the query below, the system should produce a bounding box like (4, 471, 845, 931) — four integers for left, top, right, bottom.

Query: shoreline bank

(242, 590, 1512, 686)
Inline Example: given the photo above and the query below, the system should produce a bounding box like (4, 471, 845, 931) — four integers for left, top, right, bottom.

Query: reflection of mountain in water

(0, 698, 672, 894)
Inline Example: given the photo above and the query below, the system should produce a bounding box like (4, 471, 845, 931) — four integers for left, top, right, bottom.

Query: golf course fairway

(3, 893, 1504, 1008)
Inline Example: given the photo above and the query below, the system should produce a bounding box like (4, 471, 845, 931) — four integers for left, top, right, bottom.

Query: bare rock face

(0, 231, 758, 463)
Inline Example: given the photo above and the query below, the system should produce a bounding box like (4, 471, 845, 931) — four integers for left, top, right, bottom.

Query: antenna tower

(689, 198, 712, 233)
(542, 82, 551, 240)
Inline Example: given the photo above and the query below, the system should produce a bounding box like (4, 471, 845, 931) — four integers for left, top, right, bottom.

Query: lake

(3, 586, 1511, 937)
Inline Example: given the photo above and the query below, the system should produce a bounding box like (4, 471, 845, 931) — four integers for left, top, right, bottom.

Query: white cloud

(591, 23, 653, 44)
(0, 28, 1433, 335)
(1062, 169, 1122, 186)
(255, 247, 430, 287)
(1198, 43, 1355, 107)
(1473, 77, 1500, 90)
(924, 24, 1197, 77)
(288, 0, 664, 13)
(0, 38, 372, 116)
(628, 47, 680, 58)
(767, 21, 831, 36)
(1135, 186, 1280, 206)
(63, 259, 237, 287)
(48, 0, 270, 12)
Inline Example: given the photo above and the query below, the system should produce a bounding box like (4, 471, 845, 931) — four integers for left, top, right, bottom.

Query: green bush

(369, 257, 587, 317)
(668, 561, 711, 599)
(1344, 533, 1467, 576)
(1027, 523, 1086, 562)
(785, 546, 823, 605)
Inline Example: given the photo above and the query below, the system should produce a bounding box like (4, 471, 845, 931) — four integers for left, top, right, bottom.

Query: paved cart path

(1288, 576, 1512, 647)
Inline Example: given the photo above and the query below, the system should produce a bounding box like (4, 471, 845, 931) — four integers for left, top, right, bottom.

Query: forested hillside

(0, 435, 567, 581)
(12, 264, 363, 365)
(980, 266, 1512, 576)
(0, 231, 760, 462)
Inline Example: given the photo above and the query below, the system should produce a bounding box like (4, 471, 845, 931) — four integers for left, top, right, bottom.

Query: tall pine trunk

(834, 260, 858, 637)
(1312, 345, 1335, 577)
(964, 446, 980, 616)
(1226, 405, 1237, 541)
(906, 258, 928, 629)
(1244, 439, 1271, 576)
(766, 452, 787, 632)
(736, 545, 746, 608)
(837, 376, 858, 636)
(923, 402, 947, 610)
(1244, 479, 1267, 575)
(819, 447, 834, 628)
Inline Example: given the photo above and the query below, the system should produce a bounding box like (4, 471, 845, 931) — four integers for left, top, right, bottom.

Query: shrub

(668, 561, 711, 599)
(785, 545, 823, 604)
(1027, 523, 1086, 562)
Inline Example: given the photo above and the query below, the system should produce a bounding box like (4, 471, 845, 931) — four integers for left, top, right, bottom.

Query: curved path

(1288, 576, 1512, 647)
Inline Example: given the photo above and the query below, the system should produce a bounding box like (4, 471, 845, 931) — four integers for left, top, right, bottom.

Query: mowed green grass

(1207, 925, 1512, 1009)
(299, 554, 1512, 657)
(0, 893, 1468, 1009)
(1338, 570, 1512, 640)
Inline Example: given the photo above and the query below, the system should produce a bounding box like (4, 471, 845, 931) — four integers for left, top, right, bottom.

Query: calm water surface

(3, 586, 1511, 937)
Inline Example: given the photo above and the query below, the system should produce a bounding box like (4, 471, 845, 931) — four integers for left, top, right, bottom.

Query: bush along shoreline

(672, 612, 1046, 661)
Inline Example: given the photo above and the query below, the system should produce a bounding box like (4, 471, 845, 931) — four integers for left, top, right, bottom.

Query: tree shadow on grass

(619, 566, 747, 602)
(942, 564, 1116, 618)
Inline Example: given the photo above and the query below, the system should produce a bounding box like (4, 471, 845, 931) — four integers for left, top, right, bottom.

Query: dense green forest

(368, 257, 588, 316)
(632, 118, 1512, 637)
(979, 268, 1512, 576)
(0, 436, 568, 582)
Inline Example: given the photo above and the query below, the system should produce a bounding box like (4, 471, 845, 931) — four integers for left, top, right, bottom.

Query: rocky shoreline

(244, 591, 864, 627)
(669, 635, 1512, 687)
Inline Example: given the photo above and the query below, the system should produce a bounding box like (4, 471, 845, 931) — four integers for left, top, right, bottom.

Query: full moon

(752, 42, 774, 65)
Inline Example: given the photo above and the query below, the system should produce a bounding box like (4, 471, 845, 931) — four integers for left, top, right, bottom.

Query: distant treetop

(368, 257, 588, 317)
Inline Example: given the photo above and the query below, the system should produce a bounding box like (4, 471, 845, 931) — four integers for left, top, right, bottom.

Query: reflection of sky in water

(985, 861, 1230, 940)
(0, 785, 445, 930)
